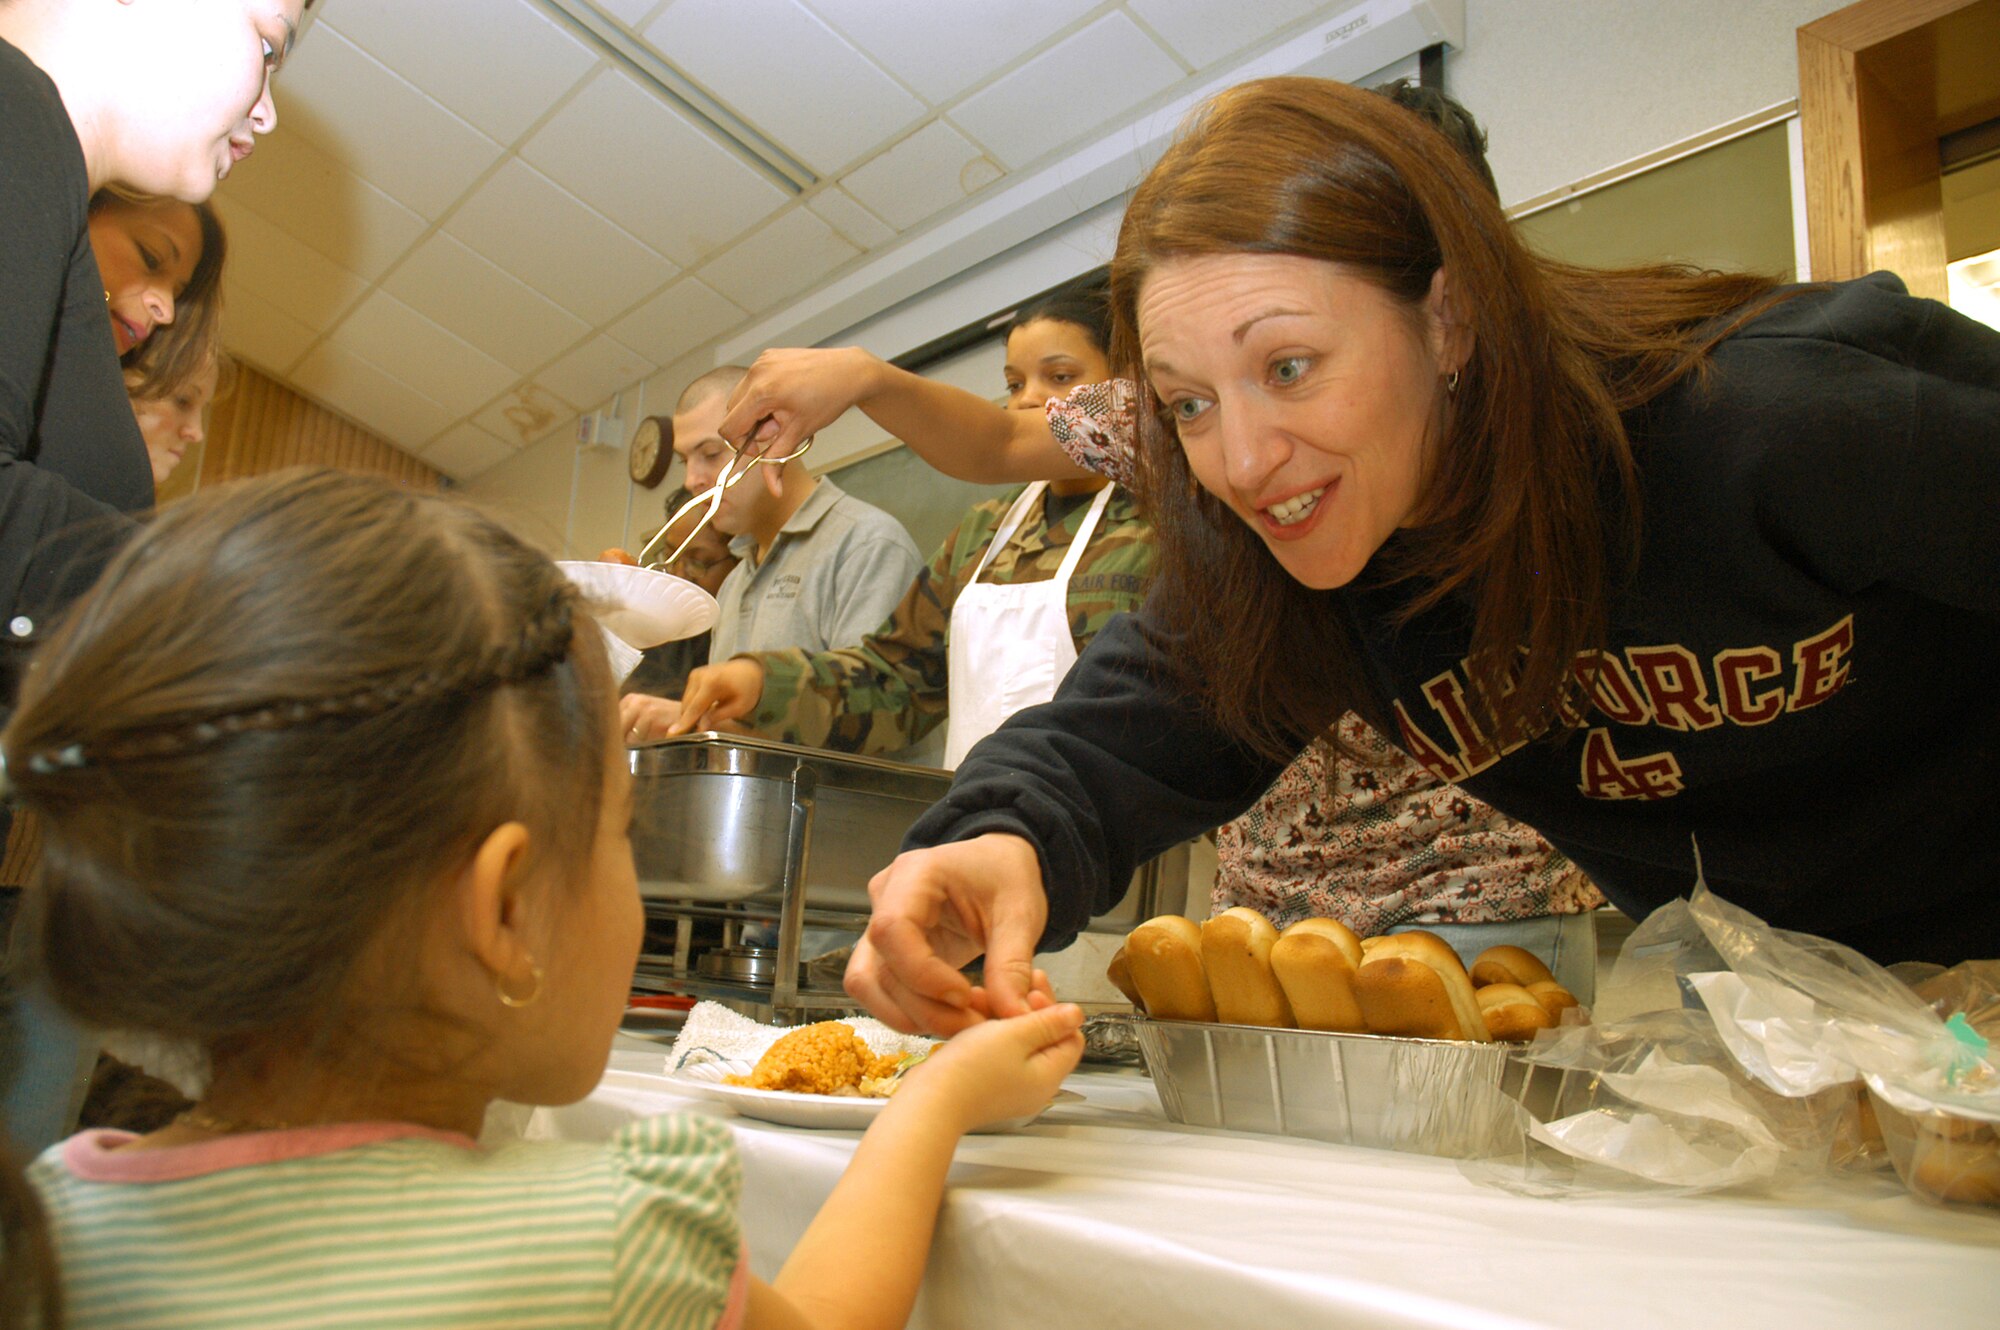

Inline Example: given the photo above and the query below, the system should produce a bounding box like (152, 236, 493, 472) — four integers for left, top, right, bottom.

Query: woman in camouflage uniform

(645, 276, 1155, 765)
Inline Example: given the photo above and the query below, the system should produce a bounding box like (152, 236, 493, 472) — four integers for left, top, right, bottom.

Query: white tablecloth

(506, 1047, 2000, 1329)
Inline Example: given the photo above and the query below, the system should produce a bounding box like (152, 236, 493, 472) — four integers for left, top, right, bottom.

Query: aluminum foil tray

(1132, 1016, 1567, 1159)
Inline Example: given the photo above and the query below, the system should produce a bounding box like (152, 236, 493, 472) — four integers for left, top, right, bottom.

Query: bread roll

(1124, 916, 1215, 1022)
(1476, 982, 1556, 1042)
(1270, 918, 1365, 1032)
(598, 547, 639, 566)
(1353, 932, 1489, 1042)
(1470, 944, 1555, 989)
(1201, 907, 1295, 1028)
(1105, 944, 1142, 1008)
(1526, 980, 1578, 1021)
(1907, 1122, 2000, 1206)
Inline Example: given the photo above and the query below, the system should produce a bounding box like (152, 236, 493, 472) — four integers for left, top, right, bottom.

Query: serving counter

(502, 1046, 2000, 1329)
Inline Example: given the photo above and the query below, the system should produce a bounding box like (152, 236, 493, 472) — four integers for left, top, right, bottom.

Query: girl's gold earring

(497, 963, 544, 1009)
(1445, 369, 1461, 394)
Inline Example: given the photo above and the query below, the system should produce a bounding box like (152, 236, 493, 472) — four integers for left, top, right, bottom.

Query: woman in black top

(0, 0, 304, 1219)
(823, 78, 2000, 1035)
(0, 0, 298, 623)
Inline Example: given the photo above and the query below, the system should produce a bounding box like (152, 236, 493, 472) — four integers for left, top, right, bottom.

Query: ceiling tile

(218, 278, 319, 376)
(536, 335, 659, 413)
(478, 383, 576, 450)
(1127, 0, 1326, 66)
(320, 0, 599, 145)
(595, 0, 666, 25)
(219, 129, 426, 280)
(422, 423, 518, 481)
(327, 292, 518, 416)
(841, 120, 995, 231)
(212, 199, 369, 331)
(697, 207, 859, 311)
(519, 68, 788, 266)
(273, 25, 505, 219)
(610, 276, 748, 367)
(804, 0, 1099, 105)
(443, 159, 679, 325)
(383, 234, 594, 374)
(291, 342, 456, 447)
(643, 0, 924, 176)
(805, 185, 894, 248)
(950, 12, 1186, 170)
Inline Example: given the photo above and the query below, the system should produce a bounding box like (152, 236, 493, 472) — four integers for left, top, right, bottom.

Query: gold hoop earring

(1445, 369, 1461, 395)
(497, 963, 544, 1009)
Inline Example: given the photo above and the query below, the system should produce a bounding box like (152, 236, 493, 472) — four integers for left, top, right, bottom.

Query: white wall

(470, 0, 1856, 557)
(1452, 0, 1850, 209)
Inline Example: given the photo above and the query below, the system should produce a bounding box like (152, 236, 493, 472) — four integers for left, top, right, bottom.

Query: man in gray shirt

(623, 365, 920, 739)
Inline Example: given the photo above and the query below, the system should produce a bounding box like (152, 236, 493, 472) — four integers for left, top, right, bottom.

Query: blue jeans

(2, 888, 99, 1154)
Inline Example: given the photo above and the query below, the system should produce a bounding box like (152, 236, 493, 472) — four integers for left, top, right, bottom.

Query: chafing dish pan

(630, 733, 1174, 931)
(1132, 1016, 1576, 1160)
(631, 733, 946, 913)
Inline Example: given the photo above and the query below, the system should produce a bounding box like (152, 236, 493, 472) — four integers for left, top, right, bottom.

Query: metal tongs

(636, 421, 815, 570)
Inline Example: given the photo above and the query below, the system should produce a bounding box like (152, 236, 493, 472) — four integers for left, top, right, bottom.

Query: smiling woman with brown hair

(825, 76, 2000, 1035)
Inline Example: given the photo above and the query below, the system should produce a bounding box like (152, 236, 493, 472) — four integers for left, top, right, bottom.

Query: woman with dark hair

(630, 273, 1155, 770)
(795, 76, 1999, 1035)
(87, 190, 231, 489)
(90, 191, 229, 408)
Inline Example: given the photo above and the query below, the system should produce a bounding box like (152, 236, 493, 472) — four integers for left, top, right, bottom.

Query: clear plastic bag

(1470, 874, 1998, 1209)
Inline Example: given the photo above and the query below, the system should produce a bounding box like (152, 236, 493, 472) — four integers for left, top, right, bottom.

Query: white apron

(943, 481, 1115, 768)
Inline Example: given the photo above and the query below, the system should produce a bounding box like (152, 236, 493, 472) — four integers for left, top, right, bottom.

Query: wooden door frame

(1797, 0, 2000, 298)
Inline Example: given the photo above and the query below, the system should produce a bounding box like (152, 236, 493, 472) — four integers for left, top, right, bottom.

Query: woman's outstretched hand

(718, 347, 884, 498)
(845, 833, 1050, 1036)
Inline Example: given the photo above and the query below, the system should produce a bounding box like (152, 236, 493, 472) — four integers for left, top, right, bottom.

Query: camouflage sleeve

(750, 517, 974, 755)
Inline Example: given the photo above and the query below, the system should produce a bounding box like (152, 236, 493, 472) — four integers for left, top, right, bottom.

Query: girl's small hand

(898, 1002, 1086, 1134)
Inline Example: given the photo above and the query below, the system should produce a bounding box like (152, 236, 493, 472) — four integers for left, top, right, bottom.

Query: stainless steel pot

(631, 733, 950, 913)
(629, 733, 1186, 1017)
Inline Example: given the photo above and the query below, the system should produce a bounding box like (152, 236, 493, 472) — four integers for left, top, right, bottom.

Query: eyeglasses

(637, 427, 815, 570)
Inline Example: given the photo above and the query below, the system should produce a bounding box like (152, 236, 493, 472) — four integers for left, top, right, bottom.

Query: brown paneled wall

(3, 370, 441, 885)
(162, 364, 441, 503)
(1797, 0, 2000, 301)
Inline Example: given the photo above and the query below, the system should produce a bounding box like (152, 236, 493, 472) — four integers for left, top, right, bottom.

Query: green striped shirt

(29, 1115, 744, 1329)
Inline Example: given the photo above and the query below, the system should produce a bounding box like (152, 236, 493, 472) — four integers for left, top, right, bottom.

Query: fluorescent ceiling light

(531, 0, 812, 194)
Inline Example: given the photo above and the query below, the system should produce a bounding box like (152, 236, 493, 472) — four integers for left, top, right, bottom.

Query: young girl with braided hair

(4, 468, 1083, 1330)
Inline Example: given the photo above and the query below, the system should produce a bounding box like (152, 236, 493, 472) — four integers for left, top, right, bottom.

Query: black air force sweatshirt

(911, 274, 2000, 966)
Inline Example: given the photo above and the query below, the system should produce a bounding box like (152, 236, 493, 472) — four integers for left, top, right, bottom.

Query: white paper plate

(557, 561, 719, 649)
(665, 1059, 1078, 1132)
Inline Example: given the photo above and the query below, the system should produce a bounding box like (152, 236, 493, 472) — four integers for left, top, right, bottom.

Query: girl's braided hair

(1, 468, 616, 1050)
